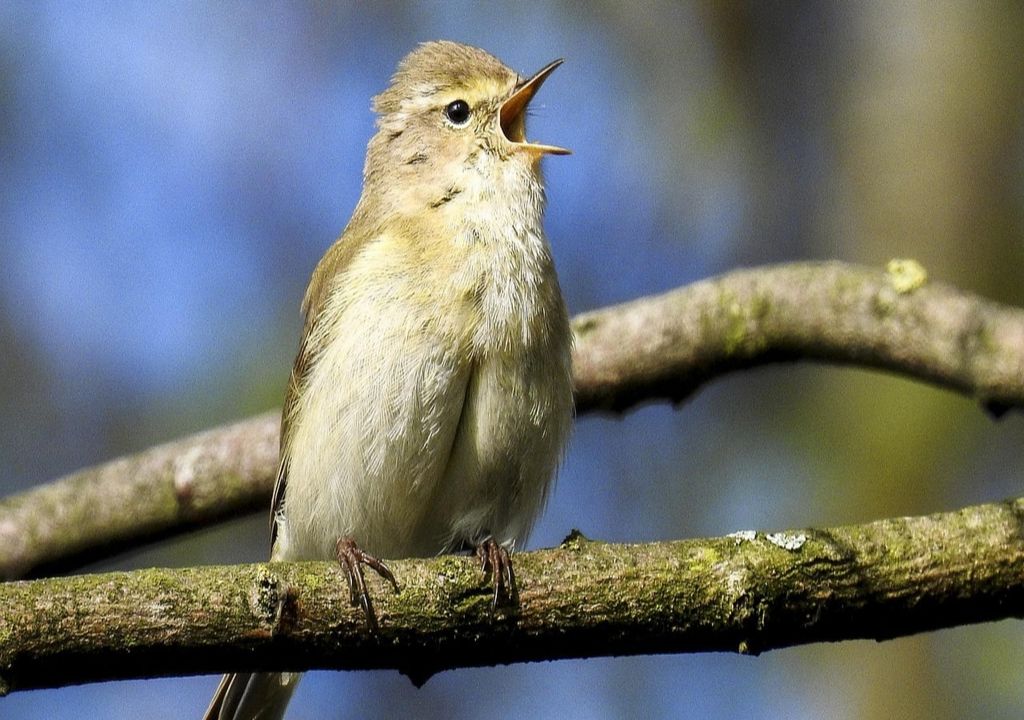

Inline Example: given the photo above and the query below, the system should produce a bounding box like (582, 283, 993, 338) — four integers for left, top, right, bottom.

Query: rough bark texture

(1, 496, 1022, 694)
(3, 261, 1023, 581)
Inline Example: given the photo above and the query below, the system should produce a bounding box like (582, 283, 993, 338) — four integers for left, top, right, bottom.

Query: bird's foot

(475, 537, 517, 609)
(335, 537, 399, 632)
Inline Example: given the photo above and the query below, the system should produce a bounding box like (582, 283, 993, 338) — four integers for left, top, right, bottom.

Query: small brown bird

(204, 40, 573, 719)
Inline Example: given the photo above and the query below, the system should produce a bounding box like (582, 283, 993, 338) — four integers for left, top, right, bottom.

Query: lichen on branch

(1, 496, 1022, 694)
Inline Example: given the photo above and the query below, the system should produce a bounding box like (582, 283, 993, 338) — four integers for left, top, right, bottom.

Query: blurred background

(2, 1, 1023, 718)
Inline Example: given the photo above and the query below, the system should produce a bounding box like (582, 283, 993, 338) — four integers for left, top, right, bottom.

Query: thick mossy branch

(3, 261, 1024, 580)
(1, 496, 1022, 694)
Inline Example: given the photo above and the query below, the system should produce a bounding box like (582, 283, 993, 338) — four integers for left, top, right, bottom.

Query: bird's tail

(203, 672, 301, 720)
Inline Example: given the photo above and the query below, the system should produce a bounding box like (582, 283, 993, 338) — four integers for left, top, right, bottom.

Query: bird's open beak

(500, 59, 571, 157)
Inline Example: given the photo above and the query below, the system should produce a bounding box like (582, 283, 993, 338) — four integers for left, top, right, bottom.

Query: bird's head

(362, 41, 568, 215)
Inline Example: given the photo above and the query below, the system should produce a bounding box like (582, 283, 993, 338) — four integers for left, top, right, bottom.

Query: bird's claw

(476, 537, 517, 609)
(335, 537, 399, 632)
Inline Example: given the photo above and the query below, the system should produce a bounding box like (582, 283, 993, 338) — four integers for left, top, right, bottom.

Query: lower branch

(2, 496, 1022, 694)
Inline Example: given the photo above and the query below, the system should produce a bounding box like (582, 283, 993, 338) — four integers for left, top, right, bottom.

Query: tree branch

(573, 259, 1024, 413)
(0, 413, 280, 580)
(1, 496, 1022, 694)
(3, 261, 1023, 579)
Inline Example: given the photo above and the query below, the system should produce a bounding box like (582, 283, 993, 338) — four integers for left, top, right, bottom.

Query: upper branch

(573, 260, 1024, 412)
(0, 412, 280, 579)
(1, 495, 1022, 694)
(3, 261, 1023, 579)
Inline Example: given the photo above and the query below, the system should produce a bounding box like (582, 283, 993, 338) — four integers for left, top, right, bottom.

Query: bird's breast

(435, 185, 557, 354)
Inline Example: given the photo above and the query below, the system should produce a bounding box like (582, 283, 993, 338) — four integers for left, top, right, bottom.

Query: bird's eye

(444, 100, 471, 126)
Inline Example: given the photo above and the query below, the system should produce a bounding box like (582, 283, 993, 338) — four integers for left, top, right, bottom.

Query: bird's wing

(269, 228, 374, 549)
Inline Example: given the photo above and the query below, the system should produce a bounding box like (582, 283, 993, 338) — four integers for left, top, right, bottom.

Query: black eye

(444, 99, 471, 126)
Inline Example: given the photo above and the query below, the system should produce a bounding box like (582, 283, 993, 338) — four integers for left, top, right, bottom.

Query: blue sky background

(2, 2, 1023, 719)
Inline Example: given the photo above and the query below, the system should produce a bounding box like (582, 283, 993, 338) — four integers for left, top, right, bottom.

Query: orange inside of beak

(499, 59, 570, 155)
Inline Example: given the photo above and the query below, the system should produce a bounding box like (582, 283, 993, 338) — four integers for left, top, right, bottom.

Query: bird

(203, 40, 573, 719)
